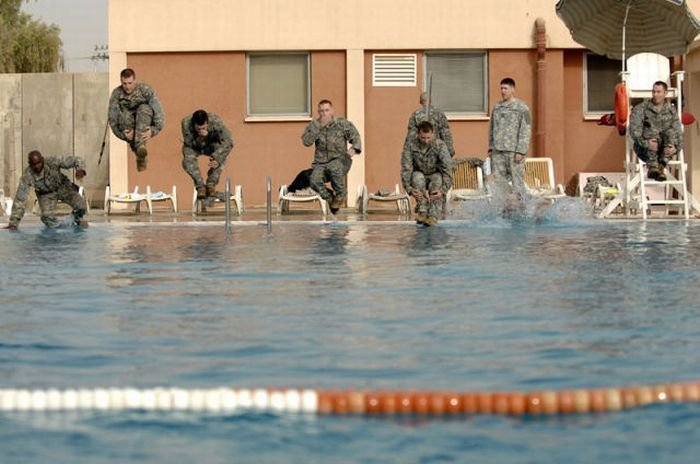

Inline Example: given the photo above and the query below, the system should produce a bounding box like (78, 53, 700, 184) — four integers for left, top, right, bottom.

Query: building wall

(0, 73, 110, 204)
(107, 0, 700, 207)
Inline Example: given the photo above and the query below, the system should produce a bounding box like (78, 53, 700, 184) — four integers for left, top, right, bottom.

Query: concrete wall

(0, 73, 109, 206)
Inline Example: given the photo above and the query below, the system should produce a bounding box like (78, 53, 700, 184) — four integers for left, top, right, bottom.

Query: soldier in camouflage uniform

(301, 99, 362, 214)
(181, 109, 234, 199)
(488, 77, 531, 202)
(630, 81, 682, 182)
(404, 92, 455, 157)
(108, 68, 165, 172)
(4, 151, 87, 230)
(401, 121, 453, 226)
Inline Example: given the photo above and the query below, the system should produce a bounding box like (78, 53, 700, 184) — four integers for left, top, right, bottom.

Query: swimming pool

(1, 214, 699, 463)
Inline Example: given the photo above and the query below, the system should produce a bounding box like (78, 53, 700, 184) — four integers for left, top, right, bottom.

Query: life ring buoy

(614, 82, 628, 136)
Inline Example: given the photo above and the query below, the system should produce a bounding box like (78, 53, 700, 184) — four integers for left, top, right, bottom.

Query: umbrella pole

(622, 1, 632, 73)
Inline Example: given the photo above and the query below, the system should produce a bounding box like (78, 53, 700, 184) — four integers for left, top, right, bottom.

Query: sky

(21, 0, 108, 72)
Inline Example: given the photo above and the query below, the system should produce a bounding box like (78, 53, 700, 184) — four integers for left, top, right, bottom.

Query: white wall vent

(372, 54, 417, 87)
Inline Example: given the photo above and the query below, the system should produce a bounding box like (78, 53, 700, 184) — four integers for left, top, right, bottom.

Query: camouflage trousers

(634, 139, 675, 168)
(182, 148, 229, 189)
(115, 104, 155, 152)
(310, 156, 352, 202)
(36, 182, 86, 227)
(490, 150, 527, 198)
(409, 171, 445, 220)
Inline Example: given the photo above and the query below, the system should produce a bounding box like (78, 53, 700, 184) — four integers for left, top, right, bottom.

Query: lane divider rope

(1, 381, 698, 415)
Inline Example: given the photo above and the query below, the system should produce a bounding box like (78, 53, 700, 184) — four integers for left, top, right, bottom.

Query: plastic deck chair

(0, 189, 13, 216)
(356, 184, 411, 214)
(447, 160, 490, 202)
(278, 185, 327, 216)
(192, 185, 243, 216)
(524, 157, 566, 201)
(104, 185, 177, 215)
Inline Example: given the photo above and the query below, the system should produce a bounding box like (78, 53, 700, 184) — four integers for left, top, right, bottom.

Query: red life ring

(614, 82, 628, 136)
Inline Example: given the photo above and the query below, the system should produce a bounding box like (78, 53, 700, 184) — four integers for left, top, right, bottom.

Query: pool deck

(5, 203, 699, 228)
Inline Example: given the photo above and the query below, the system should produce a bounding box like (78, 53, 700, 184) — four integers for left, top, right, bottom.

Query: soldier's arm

(146, 85, 165, 136)
(515, 106, 532, 155)
(629, 104, 645, 145)
(345, 120, 362, 154)
(211, 118, 234, 164)
(7, 174, 32, 229)
(400, 145, 413, 194)
(181, 117, 198, 156)
(438, 145, 453, 193)
(301, 120, 322, 147)
(438, 113, 455, 156)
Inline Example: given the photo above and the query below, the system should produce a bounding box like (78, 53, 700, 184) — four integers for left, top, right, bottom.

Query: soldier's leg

(133, 104, 154, 171)
(58, 183, 87, 225)
(182, 152, 206, 198)
(117, 110, 138, 152)
(634, 141, 660, 179)
(509, 155, 528, 198)
(135, 104, 154, 145)
(327, 157, 348, 211)
(426, 173, 444, 222)
(411, 171, 428, 217)
(205, 146, 229, 194)
(309, 164, 333, 201)
(37, 193, 59, 227)
(490, 150, 512, 200)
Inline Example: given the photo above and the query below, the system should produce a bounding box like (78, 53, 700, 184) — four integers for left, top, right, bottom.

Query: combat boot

(423, 216, 438, 227)
(415, 212, 428, 225)
(329, 195, 345, 214)
(206, 185, 217, 197)
(196, 186, 207, 199)
(135, 145, 148, 172)
(646, 166, 660, 180)
(656, 165, 667, 182)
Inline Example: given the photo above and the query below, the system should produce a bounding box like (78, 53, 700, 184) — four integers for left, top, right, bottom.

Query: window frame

(584, 53, 623, 116)
(246, 51, 311, 120)
(423, 51, 489, 118)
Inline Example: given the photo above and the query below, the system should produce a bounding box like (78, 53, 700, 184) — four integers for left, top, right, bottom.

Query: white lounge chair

(105, 185, 177, 215)
(278, 185, 327, 216)
(524, 157, 566, 201)
(356, 184, 411, 214)
(447, 160, 490, 202)
(192, 185, 243, 216)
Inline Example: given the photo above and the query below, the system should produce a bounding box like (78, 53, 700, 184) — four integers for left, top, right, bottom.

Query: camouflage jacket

(404, 105, 455, 156)
(488, 98, 531, 154)
(9, 155, 85, 226)
(108, 82, 165, 141)
(400, 138, 453, 194)
(629, 99, 682, 150)
(181, 112, 234, 163)
(301, 117, 362, 164)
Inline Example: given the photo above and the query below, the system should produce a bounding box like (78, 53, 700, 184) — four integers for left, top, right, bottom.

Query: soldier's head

(419, 92, 430, 106)
(192, 109, 209, 136)
(318, 99, 334, 118)
(499, 77, 516, 101)
(120, 68, 137, 95)
(417, 120, 435, 145)
(651, 81, 669, 105)
(27, 150, 44, 174)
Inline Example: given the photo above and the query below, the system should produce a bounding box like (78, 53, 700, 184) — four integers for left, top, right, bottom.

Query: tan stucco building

(108, 0, 700, 209)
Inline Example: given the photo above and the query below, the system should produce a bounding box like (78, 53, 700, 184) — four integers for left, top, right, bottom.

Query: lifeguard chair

(599, 52, 693, 219)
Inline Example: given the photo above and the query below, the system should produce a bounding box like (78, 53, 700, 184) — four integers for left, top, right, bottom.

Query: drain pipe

(535, 17, 547, 157)
(266, 176, 272, 234)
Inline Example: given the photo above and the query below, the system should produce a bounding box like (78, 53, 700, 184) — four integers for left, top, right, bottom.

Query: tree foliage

(0, 0, 64, 73)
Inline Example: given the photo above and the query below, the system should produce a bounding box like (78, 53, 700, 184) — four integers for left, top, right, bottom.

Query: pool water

(1, 212, 699, 463)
